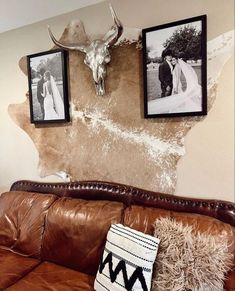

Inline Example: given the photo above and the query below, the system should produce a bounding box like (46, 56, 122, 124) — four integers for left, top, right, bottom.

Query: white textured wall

(0, 0, 234, 201)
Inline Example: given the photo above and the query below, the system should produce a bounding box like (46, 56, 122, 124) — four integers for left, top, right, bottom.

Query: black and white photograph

(27, 49, 70, 123)
(143, 15, 207, 118)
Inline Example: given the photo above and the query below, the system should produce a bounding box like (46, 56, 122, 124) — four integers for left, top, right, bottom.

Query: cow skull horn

(47, 25, 88, 53)
(103, 4, 123, 47)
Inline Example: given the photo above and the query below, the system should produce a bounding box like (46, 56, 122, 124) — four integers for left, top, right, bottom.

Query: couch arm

(224, 269, 235, 290)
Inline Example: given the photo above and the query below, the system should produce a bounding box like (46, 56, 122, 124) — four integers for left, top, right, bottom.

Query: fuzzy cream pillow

(152, 217, 233, 291)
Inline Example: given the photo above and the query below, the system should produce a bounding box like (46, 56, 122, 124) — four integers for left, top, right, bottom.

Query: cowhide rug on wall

(8, 21, 234, 193)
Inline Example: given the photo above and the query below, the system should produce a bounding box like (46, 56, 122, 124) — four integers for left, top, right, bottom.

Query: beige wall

(0, 0, 234, 201)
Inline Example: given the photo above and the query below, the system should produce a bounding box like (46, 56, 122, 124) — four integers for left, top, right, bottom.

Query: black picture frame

(27, 49, 70, 124)
(142, 15, 207, 118)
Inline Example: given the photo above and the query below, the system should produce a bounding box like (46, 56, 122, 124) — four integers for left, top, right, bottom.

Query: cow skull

(48, 4, 123, 96)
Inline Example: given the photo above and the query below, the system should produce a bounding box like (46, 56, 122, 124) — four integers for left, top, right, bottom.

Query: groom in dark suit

(158, 49, 173, 97)
(37, 68, 45, 119)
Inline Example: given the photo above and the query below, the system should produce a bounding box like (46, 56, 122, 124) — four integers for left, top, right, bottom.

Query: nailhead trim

(10, 180, 235, 214)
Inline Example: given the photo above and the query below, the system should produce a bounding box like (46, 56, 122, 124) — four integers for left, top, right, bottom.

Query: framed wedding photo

(27, 49, 70, 124)
(142, 15, 207, 118)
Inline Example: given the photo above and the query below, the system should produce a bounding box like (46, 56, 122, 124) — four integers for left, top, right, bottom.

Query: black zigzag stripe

(99, 251, 148, 291)
(104, 247, 152, 272)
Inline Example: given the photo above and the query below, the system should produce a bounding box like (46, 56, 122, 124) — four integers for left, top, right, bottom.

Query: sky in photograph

(146, 20, 201, 58)
(30, 52, 61, 71)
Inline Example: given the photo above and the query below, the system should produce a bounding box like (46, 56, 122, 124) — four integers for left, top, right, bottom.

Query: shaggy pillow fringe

(152, 217, 233, 291)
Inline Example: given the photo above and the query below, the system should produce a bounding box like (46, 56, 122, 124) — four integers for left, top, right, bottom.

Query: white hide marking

(54, 171, 71, 182)
(72, 105, 185, 160)
(207, 30, 234, 87)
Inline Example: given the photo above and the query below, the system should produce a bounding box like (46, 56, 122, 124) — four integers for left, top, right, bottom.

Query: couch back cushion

(123, 205, 172, 234)
(124, 205, 235, 285)
(41, 197, 124, 275)
(0, 191, 57, 258)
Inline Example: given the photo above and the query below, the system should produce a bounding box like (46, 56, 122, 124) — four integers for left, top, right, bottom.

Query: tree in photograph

(36, 54, 62, 81)
(45, 54, 62, 81)
(146, 46, 162, 64)
(163, 25, 201, 61)
(31, 68, 38, 81)
(146, 46, 153, 64)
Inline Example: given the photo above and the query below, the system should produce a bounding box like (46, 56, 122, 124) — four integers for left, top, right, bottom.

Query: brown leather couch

(0, 180, 234, 290)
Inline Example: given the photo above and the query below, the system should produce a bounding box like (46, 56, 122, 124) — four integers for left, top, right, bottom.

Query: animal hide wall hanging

(8, 17, 234, 193)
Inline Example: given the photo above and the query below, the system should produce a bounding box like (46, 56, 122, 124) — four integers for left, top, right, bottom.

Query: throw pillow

(94, 223, 160, 291)
(152, 217, 233, 291)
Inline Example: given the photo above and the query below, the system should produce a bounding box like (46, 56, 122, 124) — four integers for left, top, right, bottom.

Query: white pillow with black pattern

(94, 224, 160, 291)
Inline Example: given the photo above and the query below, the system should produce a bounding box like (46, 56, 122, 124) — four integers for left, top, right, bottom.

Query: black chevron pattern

(99, 251, 148, 291)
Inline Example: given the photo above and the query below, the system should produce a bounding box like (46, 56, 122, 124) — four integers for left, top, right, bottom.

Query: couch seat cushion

(5, 261, 95, 291)
(0, 248, 40, 289)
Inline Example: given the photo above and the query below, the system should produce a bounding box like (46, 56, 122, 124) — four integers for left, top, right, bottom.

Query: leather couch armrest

(224, 269, 235, 291)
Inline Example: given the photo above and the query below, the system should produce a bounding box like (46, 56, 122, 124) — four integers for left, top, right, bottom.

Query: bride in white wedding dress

(148, 59, 202, 115)
(42, 71, 65, 120)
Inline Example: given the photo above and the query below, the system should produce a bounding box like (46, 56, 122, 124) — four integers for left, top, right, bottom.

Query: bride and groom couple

(148, 48, 201, 114)
(158, 49, 183, 98)
(37, 68, 65, 120)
